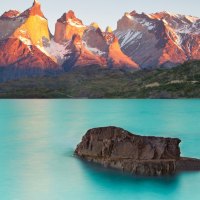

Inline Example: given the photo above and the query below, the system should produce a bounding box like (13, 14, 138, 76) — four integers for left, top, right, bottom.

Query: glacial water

(0, 99, 200, 200)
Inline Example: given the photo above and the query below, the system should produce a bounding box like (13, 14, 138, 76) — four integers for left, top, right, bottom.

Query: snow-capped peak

(115, 10, 200, 69)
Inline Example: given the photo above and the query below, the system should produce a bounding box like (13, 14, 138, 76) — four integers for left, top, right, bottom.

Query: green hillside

(0, 60, 200, 98)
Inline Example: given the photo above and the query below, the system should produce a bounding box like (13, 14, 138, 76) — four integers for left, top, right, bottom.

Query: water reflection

(1, 99, 200, 200)
(76, 157, 180, 187)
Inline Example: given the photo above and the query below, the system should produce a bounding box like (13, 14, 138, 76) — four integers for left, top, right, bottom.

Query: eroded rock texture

(75, 126, 200, 176)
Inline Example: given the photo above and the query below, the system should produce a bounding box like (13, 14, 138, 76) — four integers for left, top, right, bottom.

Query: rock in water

(75, 126, 200, 176)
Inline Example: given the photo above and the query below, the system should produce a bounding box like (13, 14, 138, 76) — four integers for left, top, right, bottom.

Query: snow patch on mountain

(175, 24, 200, 34)
(18, 36, 70, 65)
(44, 39, 70, 65)
(18, 36, 32, 45)
(67, 18, 85, 28)
(83, 41, 105, 56)
(140, 20, 155, 30)
(18, 36, 32, 51)
(115, 10, 200, 68)
(116, 30, 142, 48)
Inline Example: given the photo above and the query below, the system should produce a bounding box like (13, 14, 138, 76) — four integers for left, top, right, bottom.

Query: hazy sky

(1, 0, 199, 33)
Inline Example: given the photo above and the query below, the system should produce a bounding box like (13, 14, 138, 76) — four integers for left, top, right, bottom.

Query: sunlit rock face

(0, 38, 59, 82)
(63, 34, 106, 70)
(23, 0, 46, 18)
(0, 0, 59, 79)
(115, 11, 200, 68)
(0, 0, 51, 47)
(82, 26, 109, 54)
(81, 25, 139, 69)
(14, 0, 50, 47)
(0, 0, 138, 77)
(108, 37, 138, 68)
(105, 26, 113, 33)
(0, 0, 199, 74)
(55, 11, 139, 70)
(54, 10, 86, 43)
(1, 10, 20, 18)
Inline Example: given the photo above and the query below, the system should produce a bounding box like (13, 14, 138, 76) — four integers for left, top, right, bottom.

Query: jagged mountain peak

(134, 10, 198, 28)
(123, 10, 138, 18)
(82, 25, 139, 69)
(115, 10, 200, 68)
(124, 10, 199, 23)
(0, 0, 50, 45)
(55, 11, 86, 42)
(130, 10, 138, 16)
(1, 10, 20, 19)
(125, 10, 158, 21)
(90, 22, 101, 30)
(66, 10, 76, 19)
(148, 11, 200, 34)
(149, 11, 199, 23)
(58, 10, 84, 26)
(0, 0, 54, 70)
(105, 26, 113, 33)
(21, 0, 45, 18)
(124, 12, 133, 20)
(0, 1, 199, 81)
(33, 0, 40, 5)
(118, 10, 200, 33)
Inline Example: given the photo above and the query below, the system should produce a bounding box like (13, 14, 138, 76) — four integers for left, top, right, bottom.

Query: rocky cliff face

(0, 2, 139, 79)
(0, 1, 199, 81)
(0, 38, 57, 68)
(63, 34, 106, 70)
(56, 12, 139, 70)
(108, 37, 138, 68)
(82, 26, 138, 69)
(0, 0, 59, 80)
(0, 38, 60, 82)
(54, 10, 86, 43)
(115, 11, 200, 68)
(75, 126, 200, 176)
(0, 0, 51, 48)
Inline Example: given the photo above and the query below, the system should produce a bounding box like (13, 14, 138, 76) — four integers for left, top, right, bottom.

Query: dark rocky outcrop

(75, 126, 200, 176)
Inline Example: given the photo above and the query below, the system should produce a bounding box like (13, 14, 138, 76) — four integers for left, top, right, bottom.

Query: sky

(1, 0, 199, 33)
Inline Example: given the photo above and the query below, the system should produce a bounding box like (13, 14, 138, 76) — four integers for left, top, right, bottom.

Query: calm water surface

(0, 100, 200, 200)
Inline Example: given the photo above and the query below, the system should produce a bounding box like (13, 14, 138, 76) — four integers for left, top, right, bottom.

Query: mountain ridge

(115, 10, 200, 68)
(0, 0, 199, 82)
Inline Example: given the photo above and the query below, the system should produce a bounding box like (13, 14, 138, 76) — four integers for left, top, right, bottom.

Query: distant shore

(0, 61, 200, 99)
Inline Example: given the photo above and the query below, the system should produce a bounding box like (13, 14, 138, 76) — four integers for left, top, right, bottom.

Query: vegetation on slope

(0, 60, 200, 98)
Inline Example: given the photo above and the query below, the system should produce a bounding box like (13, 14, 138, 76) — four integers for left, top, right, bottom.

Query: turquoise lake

(1, 99, 200, 200)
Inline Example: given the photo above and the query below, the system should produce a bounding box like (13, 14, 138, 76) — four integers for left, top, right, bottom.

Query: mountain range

(115, 11, 200, 68)
(0, 0, 199, 81)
